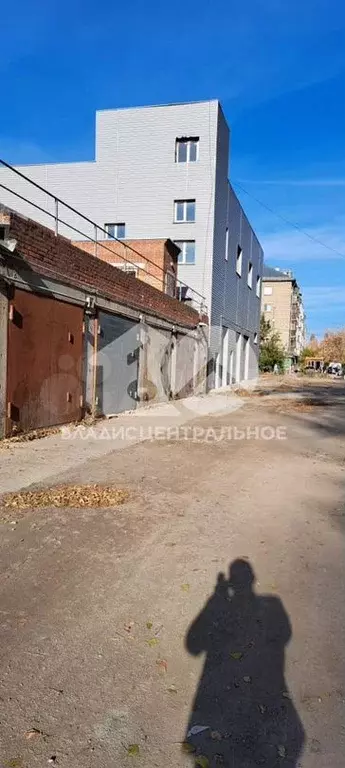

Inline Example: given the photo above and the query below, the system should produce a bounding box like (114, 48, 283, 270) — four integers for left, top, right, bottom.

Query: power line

(232, 179, 345, 261)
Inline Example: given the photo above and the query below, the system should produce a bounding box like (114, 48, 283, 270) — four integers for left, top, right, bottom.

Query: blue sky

(1, 0, 345, 337)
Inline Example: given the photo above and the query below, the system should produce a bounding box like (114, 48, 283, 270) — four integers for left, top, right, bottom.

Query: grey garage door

(97, 312, 139, 415)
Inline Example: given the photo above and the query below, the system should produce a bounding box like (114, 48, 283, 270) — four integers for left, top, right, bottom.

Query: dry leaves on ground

(267, 399, 326, 413)
(1, 485, 129, 510)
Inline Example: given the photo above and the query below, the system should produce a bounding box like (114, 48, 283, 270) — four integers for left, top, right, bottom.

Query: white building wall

(0, 99, 263, 384)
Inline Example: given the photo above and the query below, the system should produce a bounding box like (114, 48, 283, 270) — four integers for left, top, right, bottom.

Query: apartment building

(0, 100, 263, 385)
(262, 266, 306, 368)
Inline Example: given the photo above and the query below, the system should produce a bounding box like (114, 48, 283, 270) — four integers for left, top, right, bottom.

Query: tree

(259, 314, 285, 372)
(300, 345, 320, 364)
(319, 330, 345, 363)
(260, 315, 272, 344)
(308, 334, 319, 352)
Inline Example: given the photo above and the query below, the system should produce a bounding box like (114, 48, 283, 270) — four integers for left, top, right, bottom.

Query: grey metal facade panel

(94, 101, 220, 311)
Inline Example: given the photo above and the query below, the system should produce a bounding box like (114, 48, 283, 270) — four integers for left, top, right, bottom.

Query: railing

(0, 158, 207, 315)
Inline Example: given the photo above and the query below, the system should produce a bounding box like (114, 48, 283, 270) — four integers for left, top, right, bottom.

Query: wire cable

(232, 180, 345, 261)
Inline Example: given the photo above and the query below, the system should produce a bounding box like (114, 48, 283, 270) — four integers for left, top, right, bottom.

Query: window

(264, 286, 272, 295)
(247, 261, 253, 289)
(256, 276, 261, 297)
(105, 222, 126, 239)
(175, 137, 199, 163)
(174, 199, 195, 223)
(225, 228, 229, 261)
(114, 262, 144, 276)
(174, 241, 196, 264)
(236, 245, 242, 276)
(264, 304, 272, 312)
(254, 332, 258, 344)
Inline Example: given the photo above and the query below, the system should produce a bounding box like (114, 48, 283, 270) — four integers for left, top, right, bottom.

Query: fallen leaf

(258, 704, 266, 714)
(24, 728, 43, 740)
(277, 745, 286, 758)
(127, 744, 140, 757)
(146, 638, 159, 648)
(168, 684, 177, 693)
(243, 676, 251, 683)
(181, 742, 196, 754)
(230, 652, 243, 661)
(210, 731, 222, 741)
(187, 725, 210, 737)
(146, 621, 153, 630)
(156, 659, 168, 674)
(195, 756, 209, 768)
(181, 583, 190, 592)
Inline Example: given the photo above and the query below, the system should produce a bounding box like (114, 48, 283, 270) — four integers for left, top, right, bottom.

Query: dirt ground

(0, 376, 345, 768)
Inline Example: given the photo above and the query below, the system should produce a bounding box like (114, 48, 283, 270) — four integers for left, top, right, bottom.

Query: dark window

(175, 137, 199, 163)
(105, 223, 126, 239)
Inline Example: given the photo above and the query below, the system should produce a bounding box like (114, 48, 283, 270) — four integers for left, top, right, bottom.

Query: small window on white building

(248, 261, 253, 288)
(264, 285, 273, 295)
(174, 200, 196, 223)
(236, 245, 242, 276)
(256, 276, 261, 297)
(225, 227, 229, 261)
(175, 137, 199, 163)
(105, 222, 126, 239)
(264, 304, 272, 312)
(254, 332, 258, 344)
(174, 241, 196, 264)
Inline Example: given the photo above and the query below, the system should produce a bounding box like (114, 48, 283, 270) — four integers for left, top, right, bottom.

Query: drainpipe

(91, 315, 99, 419)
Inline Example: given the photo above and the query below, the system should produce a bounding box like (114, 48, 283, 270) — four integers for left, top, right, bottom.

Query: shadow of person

(184, 560, 305, 767)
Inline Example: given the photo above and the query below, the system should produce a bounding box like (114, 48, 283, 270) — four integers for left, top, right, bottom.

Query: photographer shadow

(184, 560, 305, 766)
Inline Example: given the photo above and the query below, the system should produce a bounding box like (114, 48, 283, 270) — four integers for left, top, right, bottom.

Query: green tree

(259, 315, 285, 371)
(260, 314, 272, 344)
(299, 346, 318, 364)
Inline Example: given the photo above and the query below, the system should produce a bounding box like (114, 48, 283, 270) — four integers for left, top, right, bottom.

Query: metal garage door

(6, 288, 83, 435)
(97, 312, 139, 415)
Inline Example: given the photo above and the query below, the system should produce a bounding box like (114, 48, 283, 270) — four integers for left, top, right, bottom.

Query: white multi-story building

(0, 100, 263, 385)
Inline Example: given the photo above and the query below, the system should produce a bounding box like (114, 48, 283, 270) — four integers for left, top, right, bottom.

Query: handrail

(0, 158, 207, 313)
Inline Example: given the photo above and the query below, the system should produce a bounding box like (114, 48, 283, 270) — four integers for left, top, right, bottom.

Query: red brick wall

(74, 239, 168, 293)
(7, 210, 205, 328)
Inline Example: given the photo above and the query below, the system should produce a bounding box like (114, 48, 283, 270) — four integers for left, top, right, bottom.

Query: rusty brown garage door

(6, 289, 83, 435)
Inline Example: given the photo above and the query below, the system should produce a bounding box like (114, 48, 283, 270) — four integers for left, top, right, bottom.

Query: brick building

(74, 238, 179, 297)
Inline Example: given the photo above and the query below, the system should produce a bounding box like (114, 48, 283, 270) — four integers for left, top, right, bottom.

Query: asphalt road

(0, 379, 344, 767)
